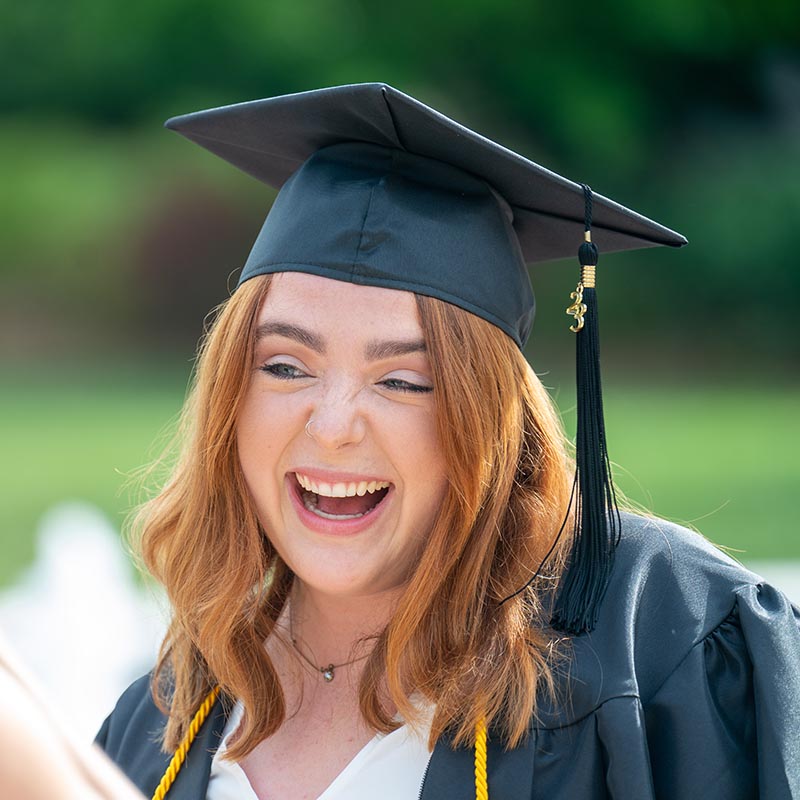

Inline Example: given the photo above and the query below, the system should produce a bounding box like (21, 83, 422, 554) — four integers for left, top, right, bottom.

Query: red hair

(130, 275, 573, 755)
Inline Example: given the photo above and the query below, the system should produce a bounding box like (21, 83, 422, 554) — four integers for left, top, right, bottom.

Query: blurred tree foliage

(0, 0, 798, 363)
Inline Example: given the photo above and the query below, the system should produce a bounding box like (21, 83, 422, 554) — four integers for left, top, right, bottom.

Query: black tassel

(551, 185, 621, 635)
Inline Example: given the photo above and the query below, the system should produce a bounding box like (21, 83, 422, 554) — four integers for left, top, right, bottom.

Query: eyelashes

(259, 363, 307, 380)
(378, 378, 433, 394)
(258, 363, 432, 394)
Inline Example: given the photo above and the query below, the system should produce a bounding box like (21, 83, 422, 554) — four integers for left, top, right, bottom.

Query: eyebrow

(255, 320, 426, 361)
(255, 321, 325, 353)
(364, 337, 426, 361)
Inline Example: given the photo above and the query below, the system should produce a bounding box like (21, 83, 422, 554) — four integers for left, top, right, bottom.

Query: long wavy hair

(131, 273, 574, 757)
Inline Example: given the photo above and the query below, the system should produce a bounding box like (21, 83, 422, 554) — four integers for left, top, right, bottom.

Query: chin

(287, 552, 409, 600)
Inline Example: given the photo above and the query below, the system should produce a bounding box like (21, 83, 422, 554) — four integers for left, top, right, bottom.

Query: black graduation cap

(165, 83, 687, 634)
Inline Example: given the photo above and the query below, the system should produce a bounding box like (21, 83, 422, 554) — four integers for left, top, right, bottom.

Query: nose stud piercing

(305, 418, 315, 439)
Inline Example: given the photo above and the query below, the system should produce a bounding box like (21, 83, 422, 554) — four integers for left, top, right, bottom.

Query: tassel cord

(550, 184, 621, 635)
(551, 282, 621, 633)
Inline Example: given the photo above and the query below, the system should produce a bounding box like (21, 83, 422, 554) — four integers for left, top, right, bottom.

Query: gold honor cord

(474, 717, 489, 800)
(152, 687, 490, 799)
(151, 685, 221, 800)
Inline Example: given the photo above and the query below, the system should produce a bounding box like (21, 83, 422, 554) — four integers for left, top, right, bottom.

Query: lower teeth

(302, 491, 368, 520)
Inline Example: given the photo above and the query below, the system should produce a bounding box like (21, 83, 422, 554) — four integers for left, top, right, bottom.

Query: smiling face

(236, 272, 450, 601)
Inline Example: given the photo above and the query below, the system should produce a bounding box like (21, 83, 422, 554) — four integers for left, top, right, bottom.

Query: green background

(1, 0, 798, 586)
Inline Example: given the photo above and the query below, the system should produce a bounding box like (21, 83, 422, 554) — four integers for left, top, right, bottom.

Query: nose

(306, 381, 367, 450)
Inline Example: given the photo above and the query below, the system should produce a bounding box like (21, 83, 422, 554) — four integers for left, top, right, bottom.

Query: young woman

(97, 84, 800, 799)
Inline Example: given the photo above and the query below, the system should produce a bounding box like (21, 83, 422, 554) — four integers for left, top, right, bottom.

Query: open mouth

(293, 472, 391, 520)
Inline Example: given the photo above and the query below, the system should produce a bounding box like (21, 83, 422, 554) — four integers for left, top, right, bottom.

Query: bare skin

(238, 586, 401, 800)
(0, 635, 144, 800)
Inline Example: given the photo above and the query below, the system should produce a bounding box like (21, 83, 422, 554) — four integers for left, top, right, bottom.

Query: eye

(259, 362, 309, 380)
(379, 377, 433, 394)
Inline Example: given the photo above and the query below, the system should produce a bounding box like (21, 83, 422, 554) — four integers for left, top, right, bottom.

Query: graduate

(96, 84, 800, 799)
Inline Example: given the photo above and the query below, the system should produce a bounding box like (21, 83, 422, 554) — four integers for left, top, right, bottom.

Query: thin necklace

(289, 605, 370, 683)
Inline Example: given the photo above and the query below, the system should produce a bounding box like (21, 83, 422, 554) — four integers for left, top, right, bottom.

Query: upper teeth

(295, 473, 390, 497)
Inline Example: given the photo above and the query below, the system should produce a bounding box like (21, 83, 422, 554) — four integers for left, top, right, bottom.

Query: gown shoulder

(422, 513, 800, 799)
(526, 512, 800, 799)
(95, 672, 227, 799)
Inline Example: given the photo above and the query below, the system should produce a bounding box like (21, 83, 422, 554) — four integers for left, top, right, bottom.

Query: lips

(289, 471, 393, 530)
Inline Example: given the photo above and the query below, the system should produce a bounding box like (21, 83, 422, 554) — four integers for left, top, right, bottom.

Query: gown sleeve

(643, 583, 800, 799)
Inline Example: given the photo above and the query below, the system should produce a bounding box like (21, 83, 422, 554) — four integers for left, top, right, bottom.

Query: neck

(289, 582, 401, 666)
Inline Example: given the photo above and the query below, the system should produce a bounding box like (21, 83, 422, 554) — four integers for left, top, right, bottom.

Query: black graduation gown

(96, 513, 800, 798)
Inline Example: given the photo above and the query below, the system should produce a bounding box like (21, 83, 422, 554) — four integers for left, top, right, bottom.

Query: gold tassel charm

(566, 282, 586, 332)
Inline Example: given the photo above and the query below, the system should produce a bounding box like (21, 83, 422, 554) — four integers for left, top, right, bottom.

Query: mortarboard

(165, 83, 687, 634)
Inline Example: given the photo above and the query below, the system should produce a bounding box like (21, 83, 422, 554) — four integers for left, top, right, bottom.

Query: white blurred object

(745, 560, 800, 606)
(0, 502, 166, 740)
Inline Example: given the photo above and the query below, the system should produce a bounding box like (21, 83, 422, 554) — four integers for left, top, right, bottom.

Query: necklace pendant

(321, 665, 335, 682)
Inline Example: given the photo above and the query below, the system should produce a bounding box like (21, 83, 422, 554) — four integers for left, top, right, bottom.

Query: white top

(207, 700, 433, 800)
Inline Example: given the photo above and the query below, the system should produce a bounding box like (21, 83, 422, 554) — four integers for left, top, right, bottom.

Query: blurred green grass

(1, 368, 797, 588)
(571, 383, 799, 560)
(0, 367, 188, 586)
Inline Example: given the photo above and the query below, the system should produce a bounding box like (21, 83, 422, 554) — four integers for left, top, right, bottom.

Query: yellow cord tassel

(474, 718, 488, 800)
(151, 685, 221, 800)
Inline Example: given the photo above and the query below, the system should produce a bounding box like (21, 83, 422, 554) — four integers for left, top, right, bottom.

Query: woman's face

(237, 272, 449, 600)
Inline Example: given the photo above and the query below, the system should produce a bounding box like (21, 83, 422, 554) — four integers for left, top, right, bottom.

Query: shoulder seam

(534, 692, 642, 732)
(641, 592, 745, 704)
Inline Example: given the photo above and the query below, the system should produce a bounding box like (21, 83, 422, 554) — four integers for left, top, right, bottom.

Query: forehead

(257, 272, 423, 334)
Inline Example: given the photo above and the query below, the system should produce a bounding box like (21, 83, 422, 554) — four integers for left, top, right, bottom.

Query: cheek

(236, 396, 261, 470)
(412, 411, 447, 474)
(237, 384, 304, 446)
(236, 392, 286, 487)
(396, 413, 449, 504)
